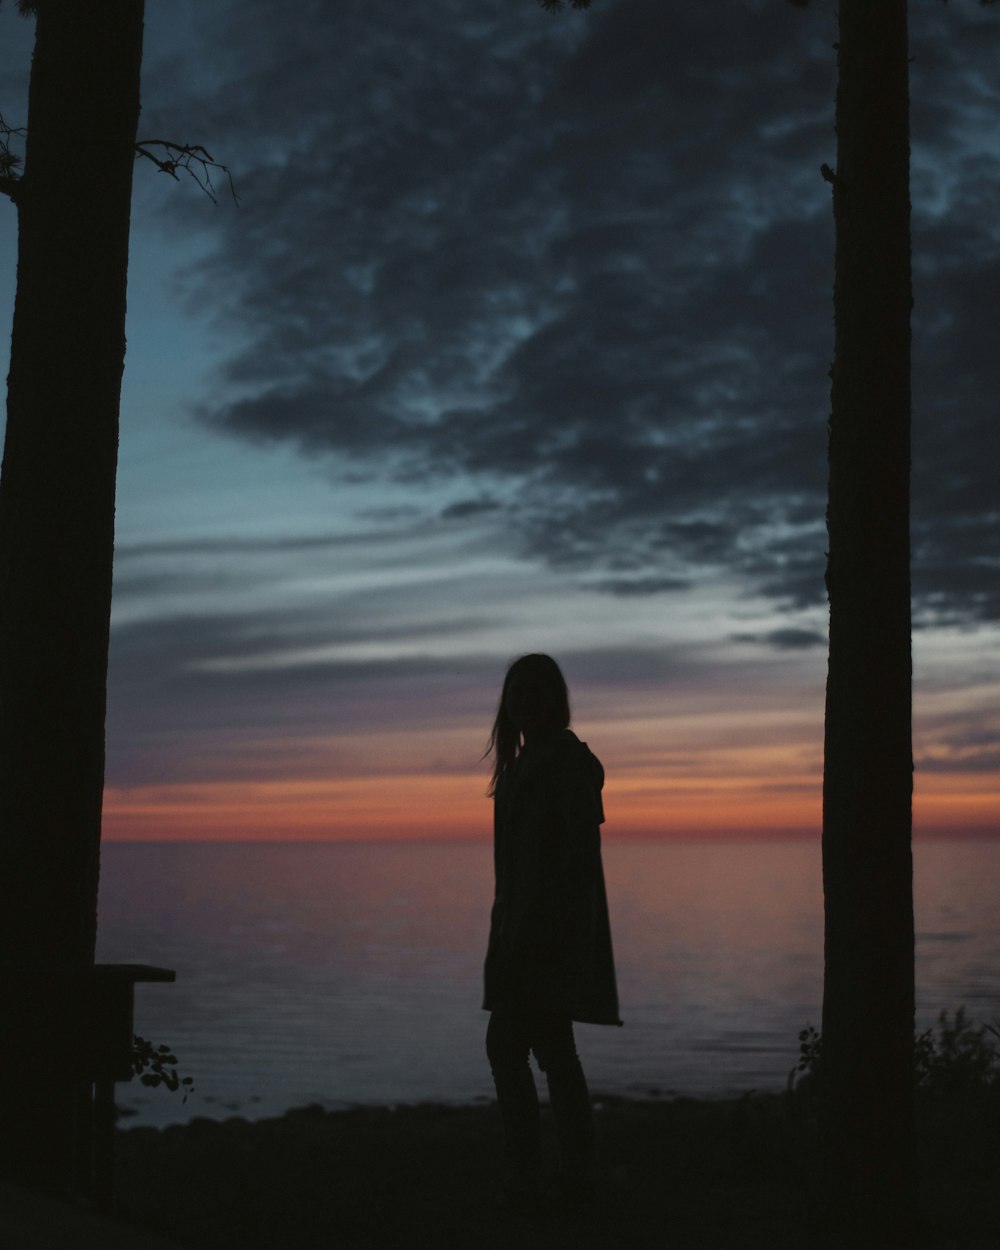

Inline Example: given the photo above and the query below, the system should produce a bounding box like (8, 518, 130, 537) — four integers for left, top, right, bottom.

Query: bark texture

(0, 0, 144, 1189)
(822, 2, 915, 1243)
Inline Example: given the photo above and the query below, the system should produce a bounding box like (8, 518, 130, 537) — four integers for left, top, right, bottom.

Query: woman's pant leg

(486, 1008, 542, 1187)
(530, 1015, 595, 1184)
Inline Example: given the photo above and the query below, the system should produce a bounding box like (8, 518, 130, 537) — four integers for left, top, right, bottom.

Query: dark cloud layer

(143, 0, 999, 623)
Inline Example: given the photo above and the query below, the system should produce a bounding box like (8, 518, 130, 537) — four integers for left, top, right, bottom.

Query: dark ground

(111, 1092, 1000, 1250)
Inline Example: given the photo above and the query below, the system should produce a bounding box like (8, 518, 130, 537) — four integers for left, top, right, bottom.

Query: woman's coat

(483, 728, 620, 1026)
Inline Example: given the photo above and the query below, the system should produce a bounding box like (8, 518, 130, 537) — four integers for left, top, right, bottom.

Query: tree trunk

(0, 0, 144, 1191)
(822, 1, 915, 1243)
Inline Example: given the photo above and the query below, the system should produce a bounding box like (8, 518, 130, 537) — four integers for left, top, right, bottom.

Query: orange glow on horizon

(102, 775, 486, 842)
(101, 768, 998, 842)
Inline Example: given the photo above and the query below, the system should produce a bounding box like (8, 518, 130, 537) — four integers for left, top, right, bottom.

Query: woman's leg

(485, 1008, 542, 1191)
(530, 1015, 595, 1191)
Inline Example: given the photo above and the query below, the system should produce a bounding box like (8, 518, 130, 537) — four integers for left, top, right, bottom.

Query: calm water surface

(95, 839, 1000, 1127)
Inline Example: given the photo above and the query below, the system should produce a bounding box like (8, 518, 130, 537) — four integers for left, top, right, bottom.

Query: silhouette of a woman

(483, 653, 619, 1206)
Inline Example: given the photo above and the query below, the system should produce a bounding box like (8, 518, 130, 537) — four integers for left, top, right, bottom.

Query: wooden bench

(86, 964, 176, 1214)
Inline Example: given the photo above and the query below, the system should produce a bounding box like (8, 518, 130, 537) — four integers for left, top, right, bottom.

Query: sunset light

(3, 3, 998, 1240)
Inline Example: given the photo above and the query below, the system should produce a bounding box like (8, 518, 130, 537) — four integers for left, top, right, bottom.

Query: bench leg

(93, 1077, 116, 1215)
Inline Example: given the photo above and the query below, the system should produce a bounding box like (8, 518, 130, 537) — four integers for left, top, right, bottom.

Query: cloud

(440, 499, 503, 520)
(731, 627, 826, 651)
(105, 606, 502, 785)
(593, 574, 691, 597)
(144, 0, 999, 626)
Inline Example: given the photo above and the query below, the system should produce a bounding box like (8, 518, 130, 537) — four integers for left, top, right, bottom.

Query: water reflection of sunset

(95, 839, 1000, 1126)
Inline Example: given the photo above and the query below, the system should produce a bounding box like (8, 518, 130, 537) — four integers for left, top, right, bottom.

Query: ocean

(94, 838, 1000, 1128)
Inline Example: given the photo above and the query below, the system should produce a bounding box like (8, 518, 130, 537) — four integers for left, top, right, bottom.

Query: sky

(0, 0, 997, 842)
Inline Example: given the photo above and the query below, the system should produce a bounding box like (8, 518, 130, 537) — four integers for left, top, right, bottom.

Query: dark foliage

(131, 1034, 195, 1100)
(791, 1009, 1000, 1096)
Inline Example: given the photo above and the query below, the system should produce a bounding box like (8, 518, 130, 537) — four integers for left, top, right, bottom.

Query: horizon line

(100, 827, 999, 846)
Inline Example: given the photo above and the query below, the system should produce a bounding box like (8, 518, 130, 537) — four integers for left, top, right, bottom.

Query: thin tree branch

(1, 119, 237, 207)
(0, 112, 25, 202)
(134, 138, 239, 206)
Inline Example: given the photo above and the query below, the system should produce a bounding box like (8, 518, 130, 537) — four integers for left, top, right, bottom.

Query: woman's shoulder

(503, 730, 604, 793)
(550, 730, 604, 788)
(553, 728, 601, 763)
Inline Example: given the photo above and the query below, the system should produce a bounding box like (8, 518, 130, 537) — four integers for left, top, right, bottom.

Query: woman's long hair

(485, 653, 571, 796)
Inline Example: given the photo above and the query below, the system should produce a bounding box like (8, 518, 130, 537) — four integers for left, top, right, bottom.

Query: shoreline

(114, 1081, 774, 1131)
(113, 1090, 1000, 1249)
